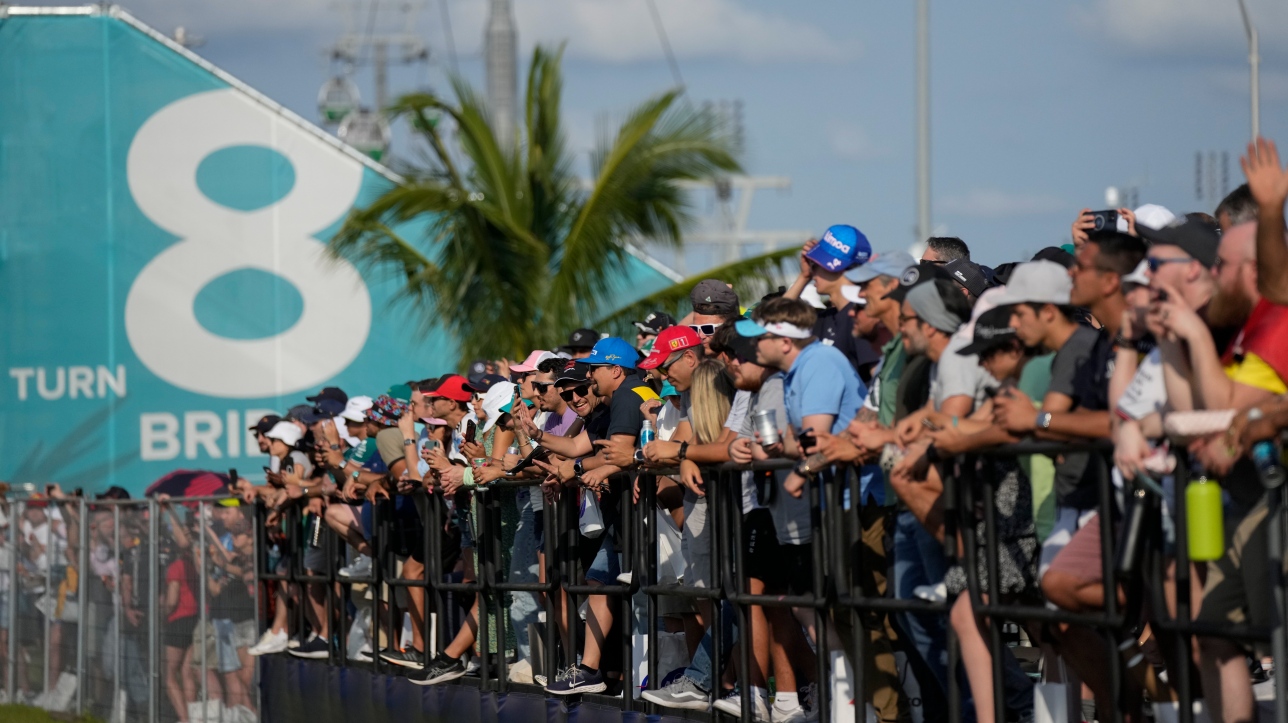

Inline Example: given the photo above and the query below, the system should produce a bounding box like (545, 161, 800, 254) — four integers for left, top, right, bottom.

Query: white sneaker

(338, 554, 373, 579)
(913, 582, 947, 603)
(349, 642, 373, 663)
(248, 629, 289, 656)
(713, 688, 771, 721)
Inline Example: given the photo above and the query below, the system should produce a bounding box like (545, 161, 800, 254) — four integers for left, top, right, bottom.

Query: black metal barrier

(255, 443, 1288, 723)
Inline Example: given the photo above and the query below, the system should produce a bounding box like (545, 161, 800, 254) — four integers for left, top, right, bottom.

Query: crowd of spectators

(13, 138, 1288, 723)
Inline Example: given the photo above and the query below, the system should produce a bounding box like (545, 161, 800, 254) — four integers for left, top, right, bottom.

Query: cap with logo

(885, 260, 957, 304)
(561, 328, 601, 351)
(426, 374, 473, 403)
(554, 360, 589, 385)
(466, 373, 509, 394)
(306, 386, 349, 416)
(638, 325, 703, 369)
(991, 260, 1073, 307)
(581, 337, 639, 369)
(510, 350, 557, 373)
(1135, 212, 1220, 269)
(804, 224, 872, 273)
(1122, 259, 1151, 288)
(633, 311, 677, 335)
(467, 359, 490, 384)
(690, 279, 740, 317)
(339, 396, 375, 422)
(841, 250, 917, 304)
(945, 259, 990, 298)
(957, 306, 1020, 357)
(248, 414, 283, 436)
(735, 318, 812, 339)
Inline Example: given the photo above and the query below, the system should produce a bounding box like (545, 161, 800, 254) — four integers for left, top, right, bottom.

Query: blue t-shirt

(783, 341, 881, 504)
(783, 341, 866, 435)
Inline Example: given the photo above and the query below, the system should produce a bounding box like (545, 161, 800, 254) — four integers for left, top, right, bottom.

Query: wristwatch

(329, 443, 342, 451)
(1036, 411, 1053, 430)
(573, 457, 586, 478)
(634, 449, 646, 465)
(403, 438, 417, 447)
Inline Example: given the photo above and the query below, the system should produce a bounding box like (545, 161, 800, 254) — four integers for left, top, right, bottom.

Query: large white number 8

(125, 89, 372, 399)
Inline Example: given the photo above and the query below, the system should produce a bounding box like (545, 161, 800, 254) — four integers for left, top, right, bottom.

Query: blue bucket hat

(804, 224, 872, 273)
(581, 337, 639, 369)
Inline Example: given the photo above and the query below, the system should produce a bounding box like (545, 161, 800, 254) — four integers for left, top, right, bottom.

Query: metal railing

(251, 442, 1288, 722)
(1, 493, 260, 723)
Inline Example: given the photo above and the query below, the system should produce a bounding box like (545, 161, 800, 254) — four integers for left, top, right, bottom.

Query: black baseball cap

(690, 279, 740, 316)
(248, 414, 282, 435)
(727, 333, 760, 363)
(886, 261, 956, 303)
(1135, 213, 1220, 269)
(467, 359, 490, 384)
(465, 373, 509, 394)
(945, 259, 990, 298)
(1031, 246, 1076, 269)
(958, 306, 1019, 357)
(306, 386, 347, 405)
(633, 311, 677, 335)
(554, 360, 589, 385)
(561, 328, 600, 351)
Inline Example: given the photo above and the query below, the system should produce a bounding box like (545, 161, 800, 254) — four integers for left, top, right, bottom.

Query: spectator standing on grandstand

(920, 236, 970, 264)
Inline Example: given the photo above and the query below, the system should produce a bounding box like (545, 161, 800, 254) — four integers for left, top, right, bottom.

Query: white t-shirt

(1116, 348, 1166, 421)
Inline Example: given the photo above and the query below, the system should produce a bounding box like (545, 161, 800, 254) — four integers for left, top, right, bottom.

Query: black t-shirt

(584, 405, 612, 443)
(895, 354, 933, 422)
(814, 303, 882, 383)
(1051, 325, 1110, 510)
(605, 376, 659, 442)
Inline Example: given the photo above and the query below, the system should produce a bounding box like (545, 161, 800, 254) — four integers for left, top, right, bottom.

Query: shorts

(1196, 499, 1273, 655)
(303, 544, 329, 574)
(742, 508, 783, 587)
(582, 531, 620, 586)
(778, 542, 814, 596)
(1044, 511, 1105, 586)
(166, 616, 198, 649)
(681, 493, 712, 588)
(1039, 506, 1097, 578)
(191, 619, 243, 673)
(534, 507, 545, 549)
(233, 618, 258, 648)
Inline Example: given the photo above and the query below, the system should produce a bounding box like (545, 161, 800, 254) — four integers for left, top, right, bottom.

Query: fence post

(198, 500, 208, 719)
(6, 499, 19, 701)
(148, 498, 160, 723)
(113, 505, 122, 721)
(76, 498, 88, 714)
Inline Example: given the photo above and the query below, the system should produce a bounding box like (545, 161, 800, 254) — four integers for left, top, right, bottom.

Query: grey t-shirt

(930, 333, 997, 412)
(739, 374, 811, 545)
(1045, 325, 1101, 508)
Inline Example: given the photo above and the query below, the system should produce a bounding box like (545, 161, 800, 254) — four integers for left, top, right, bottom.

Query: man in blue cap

(784, 225, 881, 381)
(531, 336, 657, 696)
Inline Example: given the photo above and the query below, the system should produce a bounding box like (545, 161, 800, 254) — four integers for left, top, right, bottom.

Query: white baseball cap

(339, 395, 374, 423)
(264, 421, 304, 447)
(481, 382, 519, 432)
(991, 261, 1072, 307)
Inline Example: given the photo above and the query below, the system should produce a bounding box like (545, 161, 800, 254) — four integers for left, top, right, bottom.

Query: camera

(1088, 209, 1118, 235)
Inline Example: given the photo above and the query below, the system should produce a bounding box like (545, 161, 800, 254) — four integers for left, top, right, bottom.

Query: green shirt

(875, 333, 908, 428)
(1016, 353, 1056, 540)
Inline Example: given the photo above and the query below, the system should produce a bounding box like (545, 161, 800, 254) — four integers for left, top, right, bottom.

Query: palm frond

(591, 247, 799, 336)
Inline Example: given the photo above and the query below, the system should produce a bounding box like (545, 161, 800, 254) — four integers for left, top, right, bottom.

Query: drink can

(751, 409, 780, 446)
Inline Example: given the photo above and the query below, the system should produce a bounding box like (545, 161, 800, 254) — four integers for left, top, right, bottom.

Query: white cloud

(93, 0, 850, 64)
(939, 189, 1066, 218)
(1073, 0, 1287, 57)
(825, 119, 885, 161)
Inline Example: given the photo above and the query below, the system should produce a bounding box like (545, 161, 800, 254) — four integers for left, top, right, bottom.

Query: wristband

(677, 441, 690, 461)
(329, 444, 342, 451)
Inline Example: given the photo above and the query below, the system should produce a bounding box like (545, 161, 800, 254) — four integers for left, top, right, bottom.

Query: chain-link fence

(1, 493, 259, 723)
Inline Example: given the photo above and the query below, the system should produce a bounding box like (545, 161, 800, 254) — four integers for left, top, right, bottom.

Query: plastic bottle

(1185, 476, 1224, 562)
(639, 420, 656, 448)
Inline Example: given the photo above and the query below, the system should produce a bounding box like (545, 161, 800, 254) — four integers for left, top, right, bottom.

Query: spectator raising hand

(1242, 137, 1288, 305)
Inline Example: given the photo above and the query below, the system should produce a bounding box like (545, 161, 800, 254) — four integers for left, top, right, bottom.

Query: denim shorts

(583, 531, 620, 585)
(191, 619, 242, 673)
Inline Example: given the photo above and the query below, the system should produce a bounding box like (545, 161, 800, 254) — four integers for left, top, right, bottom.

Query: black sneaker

(379, 648, 425, 670)
(545, 665, 606, 696)
(287, 635, 330, 660)
(409, 653, 467, 686)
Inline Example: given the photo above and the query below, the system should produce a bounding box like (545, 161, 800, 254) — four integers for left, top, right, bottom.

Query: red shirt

(1222, 299, 1288, 381)
(165, 557, 197, 622)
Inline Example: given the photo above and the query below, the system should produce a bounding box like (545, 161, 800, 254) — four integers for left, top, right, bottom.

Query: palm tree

(331, 45, 795, 364)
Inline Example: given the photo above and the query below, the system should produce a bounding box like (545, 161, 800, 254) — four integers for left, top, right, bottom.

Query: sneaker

(288, 635, 330, 659)
(545, 665, 607, 696)
(713, 687, 771, 721)
(338, 554, 373, 580)
(773, 708, 813, 723)
(349, 644, 373, 664)
(379, 647, 425, 670)
(913, 582, 947, 603)
(409, 653, 467, 686)
(640, 675, 710, 710)
(248, 629, 289, 656)
(287, 634, 308, 650)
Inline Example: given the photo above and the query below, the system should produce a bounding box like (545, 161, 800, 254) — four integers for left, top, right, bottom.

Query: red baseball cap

(638, 325, 702, 370)
(425, 374, 472, 402)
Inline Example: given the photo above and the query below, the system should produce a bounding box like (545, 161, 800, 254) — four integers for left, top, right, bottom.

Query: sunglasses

(559, 384, 591, 402)
(531, 381, 552, 394)
(1147, 257, 1189, 272)
(688, 323, 719, 337)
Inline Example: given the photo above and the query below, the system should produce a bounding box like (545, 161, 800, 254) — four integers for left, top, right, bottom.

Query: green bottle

(1186, 476, 1224, 562)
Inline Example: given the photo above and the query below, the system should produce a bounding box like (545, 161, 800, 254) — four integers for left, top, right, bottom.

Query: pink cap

(510, 350, 556, 373)
(420, 416, 449, 426)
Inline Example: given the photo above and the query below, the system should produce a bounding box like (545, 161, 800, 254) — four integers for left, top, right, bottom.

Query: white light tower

(1235, 0, 1260, 140)
(485, 0, 518, 149)
(914, 0, 931, 254)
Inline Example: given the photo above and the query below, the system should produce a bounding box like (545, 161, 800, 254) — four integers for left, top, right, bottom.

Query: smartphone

(1088, 209, 1119, 235)
(464, 420, 478, 444)
(268, 456, 281, 474)
(984, 386, 1001, 400)
(508, 446, 551, 475)
(1151, 288, 1169, 303)
(797, 427, 817, 452)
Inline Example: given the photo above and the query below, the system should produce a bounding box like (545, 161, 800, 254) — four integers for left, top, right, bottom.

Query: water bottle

(639, 420, 656, 448)
(1251, 440, 1286, 490)
(1185, 476, 1224, 562)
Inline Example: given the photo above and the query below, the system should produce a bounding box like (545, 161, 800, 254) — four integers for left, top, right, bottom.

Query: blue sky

(31, 0, 1288, 267)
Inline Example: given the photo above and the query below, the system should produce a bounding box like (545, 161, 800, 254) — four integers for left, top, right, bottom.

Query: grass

(0, 704, 103, 723)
